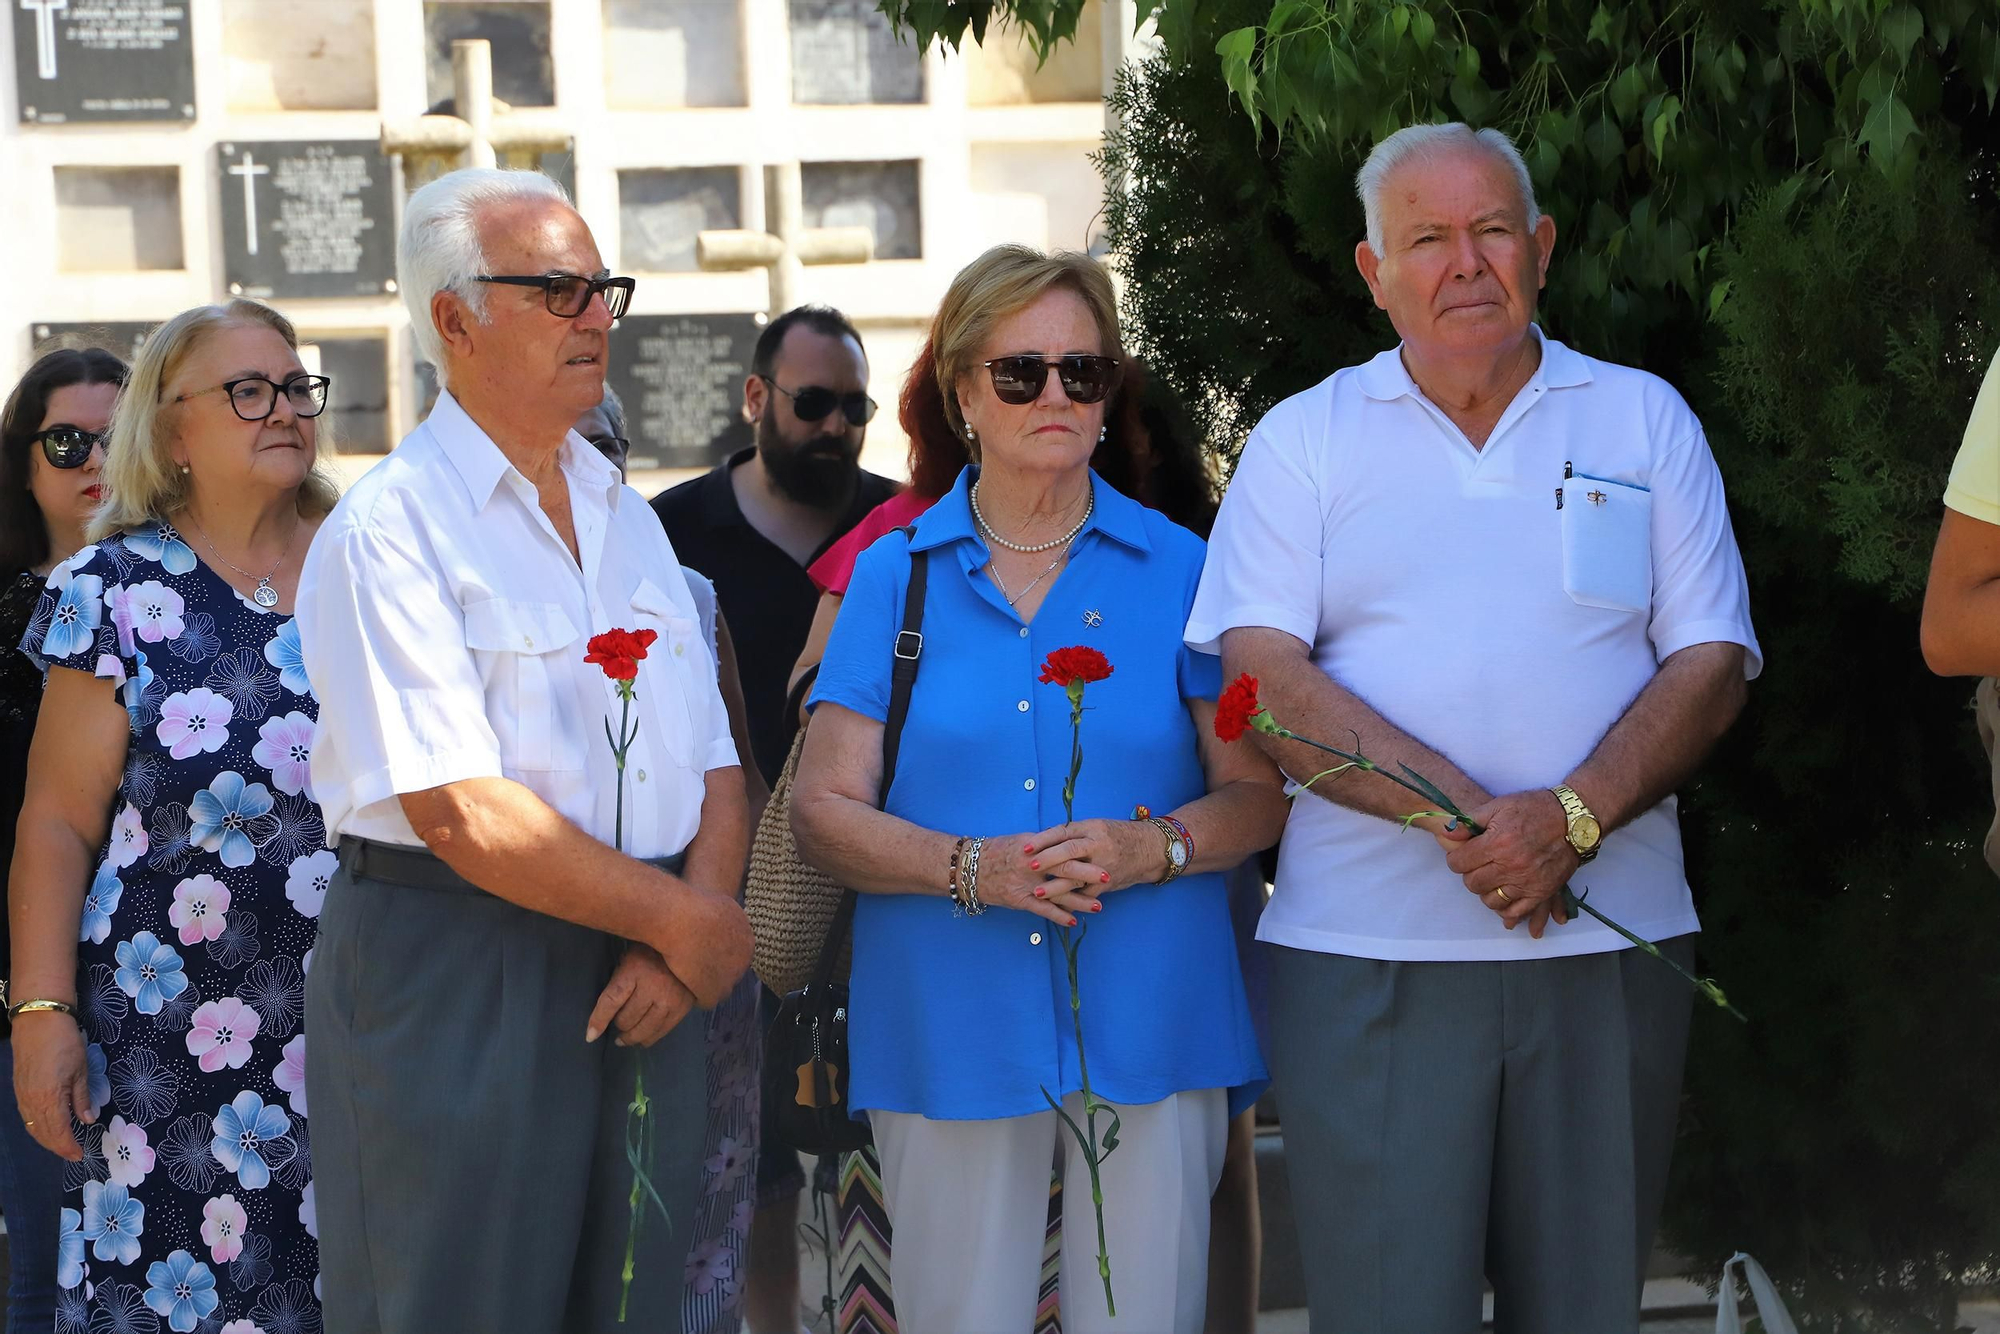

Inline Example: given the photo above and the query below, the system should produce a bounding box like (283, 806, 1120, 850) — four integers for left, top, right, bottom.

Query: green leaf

(1389, 5, 1409, 40)
(1857, 92, 1919, 170)
(1610, 64, 1646, 122)
(1707, 278, 1733, 319)
(1216, 25, 1261, 121)
(1268, 0, 1316, 37)
(1586, 3, 1612, 45)
(1584, 112, 1622, 165)
(1880, 5, 1924, 66)
(1410, 6, 1435, 50)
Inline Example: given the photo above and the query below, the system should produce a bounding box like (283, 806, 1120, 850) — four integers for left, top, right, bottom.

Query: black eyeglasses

(172, 375, 331, 422)
(981, 355, 1121, 406)
(33, 426, 107, 469)
(760, 376, 877, 427)
(477, 272, 635, 320)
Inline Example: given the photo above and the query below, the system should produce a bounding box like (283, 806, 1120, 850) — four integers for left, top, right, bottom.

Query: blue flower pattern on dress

(189, 772, 278, 869)
(20, 525, 320, 1329)
(212, 1091, 291, 1191)
(114, 932, 190, 1017)
(144, 1249, 221, 1332)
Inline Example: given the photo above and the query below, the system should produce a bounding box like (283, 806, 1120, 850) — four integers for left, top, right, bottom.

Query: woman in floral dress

(11, 301, 339, 1334)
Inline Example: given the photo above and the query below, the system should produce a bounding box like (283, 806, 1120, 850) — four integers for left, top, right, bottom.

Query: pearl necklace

(971, 480, 1094, 554)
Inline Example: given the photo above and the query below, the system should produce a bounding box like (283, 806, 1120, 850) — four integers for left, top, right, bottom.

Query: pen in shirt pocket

(1555, 459, 1572, 509)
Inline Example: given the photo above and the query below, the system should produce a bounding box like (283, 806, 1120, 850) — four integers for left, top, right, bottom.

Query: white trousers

(872, 1088, 1229, 1334)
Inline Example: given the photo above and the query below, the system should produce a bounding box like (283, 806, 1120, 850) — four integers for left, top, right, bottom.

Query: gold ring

(1493, 886, 1513, 903)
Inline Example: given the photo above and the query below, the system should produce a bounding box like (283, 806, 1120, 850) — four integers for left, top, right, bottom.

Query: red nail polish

(1091, 903, 1103, 913)
(1100, 872, 1110, 884)
(1024, 845, 1034, 853)
(1067, 917, 1078, 928)
(1034, 888, 1046, 898)
(1030, 861, 1040, 870)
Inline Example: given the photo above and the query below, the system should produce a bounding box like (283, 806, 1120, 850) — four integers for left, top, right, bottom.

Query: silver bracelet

(961, 836, 988, 916)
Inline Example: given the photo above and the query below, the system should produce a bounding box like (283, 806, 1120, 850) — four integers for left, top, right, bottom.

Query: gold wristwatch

(1549, 785, 1602, 864)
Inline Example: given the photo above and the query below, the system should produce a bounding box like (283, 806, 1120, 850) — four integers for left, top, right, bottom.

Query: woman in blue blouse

(793, 245, 1286, 1334)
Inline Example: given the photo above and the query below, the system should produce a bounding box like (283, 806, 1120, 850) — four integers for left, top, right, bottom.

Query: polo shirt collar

(1354, 324, 1593, 401)
(910, 465, 1153, 556)
(428, 390, 620, 512)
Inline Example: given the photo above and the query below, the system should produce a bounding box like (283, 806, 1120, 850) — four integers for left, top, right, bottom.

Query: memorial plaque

(790, 0, 922, 105)
(30, 321, 159, 365)
(803, 160, 922, 259)
(219, 142, 396, 300)
(302, 335, 392, 453)
(14, 0, 196, 124)
(606, 314, 761, 470)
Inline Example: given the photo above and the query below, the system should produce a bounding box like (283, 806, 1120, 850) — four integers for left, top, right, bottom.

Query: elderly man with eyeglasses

(296, 168, 753, 1334)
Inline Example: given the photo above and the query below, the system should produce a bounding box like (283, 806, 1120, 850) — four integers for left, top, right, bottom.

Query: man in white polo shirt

(1188, 123, 1760, 1333)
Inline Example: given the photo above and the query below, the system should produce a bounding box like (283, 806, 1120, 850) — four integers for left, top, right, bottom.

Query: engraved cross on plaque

(696, 163, 874, 315)
(226, 148, 271, 256)
(22, 0, 67, 80)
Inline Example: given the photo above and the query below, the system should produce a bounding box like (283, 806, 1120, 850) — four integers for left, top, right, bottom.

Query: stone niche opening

(964, 0, 1104, 105)
(424, 0, 553, 108)
(619, 167, 744, 273)
(222, 0, 377, 112)
(802, 160, 922, 260)
(53, 166, 184, 272)
(790, 0, 922, 105)
(604, 0, 745, 108)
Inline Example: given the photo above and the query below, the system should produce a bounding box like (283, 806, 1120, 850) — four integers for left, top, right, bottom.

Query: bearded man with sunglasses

(297, 169, 752, 1333)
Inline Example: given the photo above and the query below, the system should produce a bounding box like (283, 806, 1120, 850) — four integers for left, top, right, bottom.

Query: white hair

(397, 168, 571, 385)
(1357, 123, 1541, 257)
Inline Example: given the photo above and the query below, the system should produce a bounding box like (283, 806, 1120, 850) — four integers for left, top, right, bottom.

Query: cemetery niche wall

(13, 0, 195, 124)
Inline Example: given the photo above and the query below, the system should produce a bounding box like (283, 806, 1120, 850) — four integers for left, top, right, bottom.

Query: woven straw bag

(746, 727, 851, 995)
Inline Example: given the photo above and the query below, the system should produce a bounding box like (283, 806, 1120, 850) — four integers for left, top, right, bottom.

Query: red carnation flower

(1038, 646, 1114, 688)
(584, 627, 659, 682)
(1215, 672, 1263, 743)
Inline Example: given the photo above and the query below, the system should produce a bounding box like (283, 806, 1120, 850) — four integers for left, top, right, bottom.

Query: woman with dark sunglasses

(790, 245, 1287, 1333)
(12, 302, 337, 1334)
(0, 347, 127, 1334)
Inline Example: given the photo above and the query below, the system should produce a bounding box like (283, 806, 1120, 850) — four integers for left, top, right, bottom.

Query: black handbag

(762, 536, 927, 1156)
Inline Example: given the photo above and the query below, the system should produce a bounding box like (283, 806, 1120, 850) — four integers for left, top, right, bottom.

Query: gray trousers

(1267, 937, 1695, 1334)
(306, 837, 708, 1334)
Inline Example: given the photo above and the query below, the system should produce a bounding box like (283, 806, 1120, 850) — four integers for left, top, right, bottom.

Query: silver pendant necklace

(184, 516, 295, 609)
(989, 542, 1072, 609)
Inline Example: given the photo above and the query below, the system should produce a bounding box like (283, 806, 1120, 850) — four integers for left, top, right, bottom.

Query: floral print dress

(23, 523, 322, 1334)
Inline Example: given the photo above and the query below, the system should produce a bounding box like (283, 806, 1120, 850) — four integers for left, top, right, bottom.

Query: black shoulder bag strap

(809, 528, 927, 986)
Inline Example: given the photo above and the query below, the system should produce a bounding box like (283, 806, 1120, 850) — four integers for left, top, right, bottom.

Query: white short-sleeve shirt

(297, 391, 737, 858)
(1186, 332, 1761, 962)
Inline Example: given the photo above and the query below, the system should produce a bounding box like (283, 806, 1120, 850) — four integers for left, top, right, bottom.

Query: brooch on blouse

(1082, 608, 1103, 628)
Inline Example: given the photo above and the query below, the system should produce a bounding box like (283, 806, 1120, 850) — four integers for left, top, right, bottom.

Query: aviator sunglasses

(759, 376, 878, 428)
(32, 425, 106, 469)
(981, 355, 1121, 406)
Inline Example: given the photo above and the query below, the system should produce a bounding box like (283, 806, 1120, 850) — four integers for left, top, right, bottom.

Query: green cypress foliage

(881, 1, 2000, 1325)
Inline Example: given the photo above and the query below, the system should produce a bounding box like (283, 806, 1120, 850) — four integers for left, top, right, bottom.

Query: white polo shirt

(1187, 332, 1760, 962)
(297, 391, 737, 860)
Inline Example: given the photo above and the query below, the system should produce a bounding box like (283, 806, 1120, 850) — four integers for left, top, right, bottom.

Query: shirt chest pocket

(1560, 475, 1653, 615)
(627, 579, 702, 767)
(462, 598, 586, 772)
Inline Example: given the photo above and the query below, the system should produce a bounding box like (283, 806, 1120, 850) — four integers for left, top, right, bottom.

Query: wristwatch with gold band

(1549, 785, 1602, 864)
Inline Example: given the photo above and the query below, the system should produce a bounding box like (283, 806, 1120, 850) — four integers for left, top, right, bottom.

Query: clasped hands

(971, 819, 1171, 929)
(589, 884, 751, 1049)
(1432, 790, 1580, 939)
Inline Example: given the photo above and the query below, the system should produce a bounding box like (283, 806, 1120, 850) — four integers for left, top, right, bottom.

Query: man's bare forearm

(1222, 627, 1489, 830)
(400, 775, 751, 1002)
(1567, 641, 1748, 831)
(682, 766, 749, 901)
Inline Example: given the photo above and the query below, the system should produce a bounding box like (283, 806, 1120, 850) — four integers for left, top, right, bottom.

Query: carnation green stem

(1267, 720, 1746, 1023)
(1042, 686, 1117, 1316)
(607, 679, 671, 1321)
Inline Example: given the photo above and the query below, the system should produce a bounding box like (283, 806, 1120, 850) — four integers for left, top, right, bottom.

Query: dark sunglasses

(477, 272, 635, 320)
(981, 355, 1121, 406)
(172, 375, 331, 422)
(760, 376, 877, 427)
(33, 426, 106, 469)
